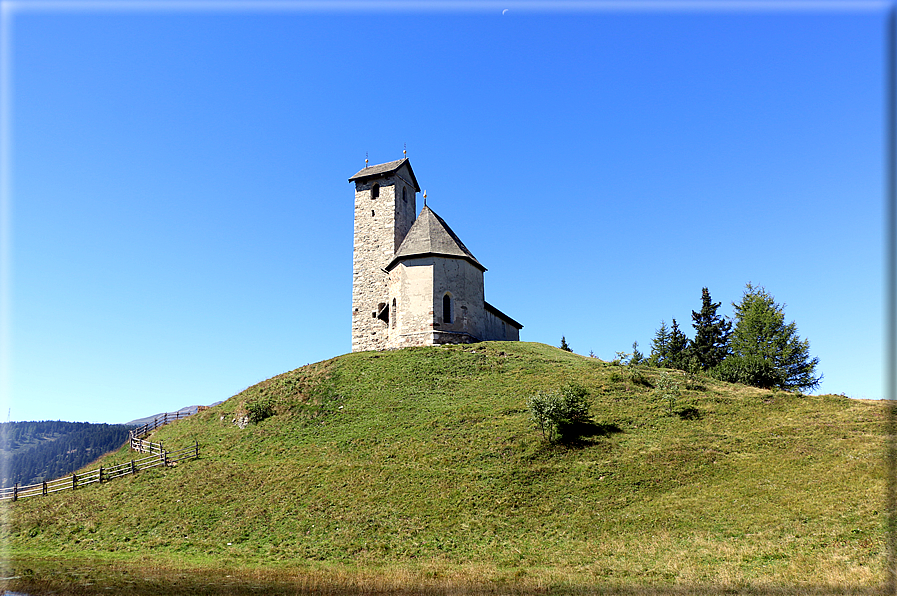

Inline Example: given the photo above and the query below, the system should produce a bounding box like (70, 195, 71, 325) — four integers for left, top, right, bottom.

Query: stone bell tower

(348, 158, 420, 352)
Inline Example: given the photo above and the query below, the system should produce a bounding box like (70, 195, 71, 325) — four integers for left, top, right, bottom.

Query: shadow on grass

(557, 421, 623, 447)
(677, 407, 702, 420)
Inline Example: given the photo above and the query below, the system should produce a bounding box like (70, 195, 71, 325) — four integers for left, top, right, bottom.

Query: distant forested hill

(0, 421, 134, 487)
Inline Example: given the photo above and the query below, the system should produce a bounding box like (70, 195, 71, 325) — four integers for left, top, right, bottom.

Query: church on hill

(350, 158, 522, 352)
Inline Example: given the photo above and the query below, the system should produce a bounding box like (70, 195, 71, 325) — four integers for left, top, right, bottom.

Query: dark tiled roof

(348, 158, 421, 192)
(385, 206, 485, 272)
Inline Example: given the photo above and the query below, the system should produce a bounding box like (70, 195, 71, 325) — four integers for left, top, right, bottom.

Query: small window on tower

(391, 298, 397, 328)
(371, 184, 380, 199)
(402, 187, 407, 203)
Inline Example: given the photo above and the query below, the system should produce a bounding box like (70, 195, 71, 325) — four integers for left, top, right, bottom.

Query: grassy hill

(1, 342, 888, 593)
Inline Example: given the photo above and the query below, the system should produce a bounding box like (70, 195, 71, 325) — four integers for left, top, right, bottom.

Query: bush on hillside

(527, 383, 591, 443)
(630, 368, 652, 388)
(244, 396, 276, 424)
(654, 372, 680, 415)
(710, 354, 782, 389)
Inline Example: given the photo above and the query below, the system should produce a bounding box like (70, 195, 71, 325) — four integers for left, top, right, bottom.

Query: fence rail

(128, 409, 194, 444)
(1, 409, 201, 502)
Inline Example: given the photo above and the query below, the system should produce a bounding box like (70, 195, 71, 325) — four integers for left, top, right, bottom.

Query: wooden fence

(128, 409, 194, 443)
(0, 409, 200, 502)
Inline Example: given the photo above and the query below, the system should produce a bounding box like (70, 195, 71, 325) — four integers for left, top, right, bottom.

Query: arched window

(443, 294, 453, 324)
(371, 184, 380, 199)
(391, 298, 397, 329)
(402, 187, 407, 203)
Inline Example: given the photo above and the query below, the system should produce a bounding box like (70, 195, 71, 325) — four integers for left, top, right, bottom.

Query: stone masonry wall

(351, 165, 417, 352)
(386, 259, 433, 349)
(431, 257, 486, 340)
(484, 308, 520, 341)
(386, 256, 486, 348)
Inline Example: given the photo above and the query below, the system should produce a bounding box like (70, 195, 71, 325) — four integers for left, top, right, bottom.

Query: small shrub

(244, 396, 275, 424)
(630, 369, 652, 388)
(526, 383, 592, 443)
(614, 351, 630, 365)
(654, 372, 679, 415)
(527, 391, 555, 441)
(681, 356, 704, 390)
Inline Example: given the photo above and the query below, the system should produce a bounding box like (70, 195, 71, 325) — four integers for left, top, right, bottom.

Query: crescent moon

(502, 8, 508, 14)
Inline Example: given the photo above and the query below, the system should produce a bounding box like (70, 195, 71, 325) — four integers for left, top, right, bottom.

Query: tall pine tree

(667, 318, 689, 369)
(690, 287, 732, 370)
(650, 320, 671, 367)
(729, 283, 821, 391)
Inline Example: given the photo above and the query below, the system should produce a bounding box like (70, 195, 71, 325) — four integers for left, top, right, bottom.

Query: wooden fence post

(131, 459, 135, 475)
(194, 440, 199, 458)
(42, 481, 47, 496)
(99, 466, 103, 483)
(72, 473, 77, 490)
(13, 483, 17, 502)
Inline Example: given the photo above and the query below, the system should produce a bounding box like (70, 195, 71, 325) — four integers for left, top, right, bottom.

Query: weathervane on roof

(423, 190, 427, 207)
(365, 152, 368, 168)
(403, 143, 407, 159)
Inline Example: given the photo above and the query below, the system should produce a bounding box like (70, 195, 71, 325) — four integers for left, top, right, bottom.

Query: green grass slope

(2, 342, 887, 590)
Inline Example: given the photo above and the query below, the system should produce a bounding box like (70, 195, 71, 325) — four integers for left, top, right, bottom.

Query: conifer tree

(630, 341, 644, 365)
(667, 318, 689, 369)
(559, 336, 572, 352)
(650, 320, 671, 367)
(690, 287, 732, 370)
(729, 283, 821, 391)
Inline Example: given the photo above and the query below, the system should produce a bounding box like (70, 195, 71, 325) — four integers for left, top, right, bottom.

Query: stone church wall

(483, 308, 521, 342)
(387, 259, 435, 348)
(385, 256, 487, 348)
(431, 257, 485, 340)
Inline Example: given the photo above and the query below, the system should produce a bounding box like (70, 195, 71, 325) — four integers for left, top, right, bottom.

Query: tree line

(647, 284, 820, 391)
(567, 284, 821, 392)
(0, 421, 135, 488)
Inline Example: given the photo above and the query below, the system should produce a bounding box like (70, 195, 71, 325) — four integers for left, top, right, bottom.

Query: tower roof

(348, 158, 421, 192)
(385, 206, 486, 272)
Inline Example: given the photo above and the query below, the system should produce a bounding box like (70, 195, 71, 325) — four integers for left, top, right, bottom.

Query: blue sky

(0, 1, 889, 423)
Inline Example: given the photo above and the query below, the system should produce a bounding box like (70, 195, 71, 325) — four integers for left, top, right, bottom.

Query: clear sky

(0, 1, 889, 423)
